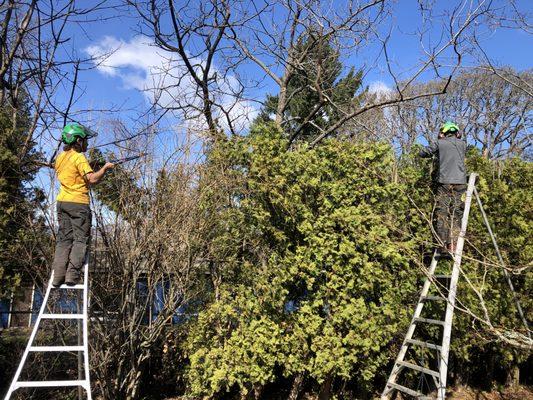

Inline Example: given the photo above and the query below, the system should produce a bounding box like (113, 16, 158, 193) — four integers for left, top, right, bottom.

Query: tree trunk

(276, 80, 288, 127)
(318, 375, 333, 400)
(506, 365, 520, 387)
(288, 372, 305, 400)
(253, 383, 264, 399)
(240, 383, 261, 400)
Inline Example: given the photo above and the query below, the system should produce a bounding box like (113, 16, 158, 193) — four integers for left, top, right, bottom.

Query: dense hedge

(184, 123, 531, 398)
(1, 123, 530, 399)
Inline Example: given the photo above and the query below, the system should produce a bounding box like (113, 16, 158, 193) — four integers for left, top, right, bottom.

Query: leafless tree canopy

(0, 0, 118, 164)
(352, 69, 532, 159)
(117, 0, 524, 149)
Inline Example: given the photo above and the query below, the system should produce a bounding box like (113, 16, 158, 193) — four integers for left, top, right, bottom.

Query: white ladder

(381, 173, 477, 400)
(381, 171, 530, 399)
(4, 260, 92, 400)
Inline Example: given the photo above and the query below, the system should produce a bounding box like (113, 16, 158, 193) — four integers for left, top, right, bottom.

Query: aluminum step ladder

(381, 172, 530, 399)
(4, 260, 92, 400)
(381, 173, 477, 400)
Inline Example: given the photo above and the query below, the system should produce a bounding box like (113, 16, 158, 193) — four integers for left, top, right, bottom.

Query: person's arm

(419, 141, 438, 158)
(85, 162, 114, 184)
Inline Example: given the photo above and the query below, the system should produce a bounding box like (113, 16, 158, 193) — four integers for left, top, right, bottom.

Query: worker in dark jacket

(419, 121, 467, 253)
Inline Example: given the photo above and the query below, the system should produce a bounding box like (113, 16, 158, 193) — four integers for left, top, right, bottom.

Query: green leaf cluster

(258, 33, 363, 142)
(0, 96, 48, 298)
(183, 123, 532, 398)
(448, 151, 533, 381)
(88, 148, 147, 220)
(187, 124, 426, 397)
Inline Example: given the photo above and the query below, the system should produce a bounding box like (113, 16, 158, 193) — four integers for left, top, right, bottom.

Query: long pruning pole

(112, 153, 147, 165)
(33, 153, 147, 170)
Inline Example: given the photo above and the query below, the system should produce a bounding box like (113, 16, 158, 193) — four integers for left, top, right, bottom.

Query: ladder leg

(4, 272, 56, 399)
(381, 251, 441, 399)
(77, 291, 84, 400)
(82, 260, 92, 400)
(438, 173, 477, 399)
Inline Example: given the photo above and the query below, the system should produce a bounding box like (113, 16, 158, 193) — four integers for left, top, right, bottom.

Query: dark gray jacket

(419, 136, 467, 184)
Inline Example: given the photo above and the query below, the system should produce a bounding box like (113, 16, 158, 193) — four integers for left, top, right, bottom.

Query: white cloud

(85, 36, 169, 86)
(368, 80, 393, 96)
(85, 35, 258, 133)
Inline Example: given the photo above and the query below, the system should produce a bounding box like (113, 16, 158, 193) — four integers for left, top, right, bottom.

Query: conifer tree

(0, 93, 47, 298)
(258, 31, 363, 143)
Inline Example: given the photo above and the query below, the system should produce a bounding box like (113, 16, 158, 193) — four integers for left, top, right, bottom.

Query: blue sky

(66, 1, 531, 112)
(43, 0, 532, 157)
(33, 0, 531, 208)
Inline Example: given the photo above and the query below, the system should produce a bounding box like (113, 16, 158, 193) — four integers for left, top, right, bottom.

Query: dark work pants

(435, 183, 466, 246)
(52, 201, 91, 285)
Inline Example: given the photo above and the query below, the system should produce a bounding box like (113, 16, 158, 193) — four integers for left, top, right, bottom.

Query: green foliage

(185, 124, 531, 398)
(0, 96, 47, 299)
(449, 151, 532, 382)
(88, 148, 146, 219)
(187, 124, 424, 397)
(259, 33, 363, 142)
(0, 329, 31, 384)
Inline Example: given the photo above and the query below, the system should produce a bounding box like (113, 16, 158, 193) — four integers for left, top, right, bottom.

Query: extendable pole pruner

(113, 153, 147, 165)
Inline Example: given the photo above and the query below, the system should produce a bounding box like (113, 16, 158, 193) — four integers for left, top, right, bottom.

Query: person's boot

(438, 246, 452, 259)
(52, 264, 66, 287)
(447, 241, 456, 255)
(52, 274, 65, 288)
(65, 269, 81, 285)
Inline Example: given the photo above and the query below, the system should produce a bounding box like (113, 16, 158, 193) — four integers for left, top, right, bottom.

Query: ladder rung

(15, 380, 88, 388)
(57, 284, 84, 289)
(398, 361, 440, 378)
(414, 317, 446, 326)
(41, 313, 84, 319)
(386, 382, 427, 398)
(29, 345, 84, 352)
(422, 295, 446, 301)
(406, 338, 442, 351)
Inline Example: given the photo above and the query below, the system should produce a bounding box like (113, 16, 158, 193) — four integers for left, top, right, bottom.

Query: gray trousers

(52, 201, 91, 284)
(435, 183, 466, 246)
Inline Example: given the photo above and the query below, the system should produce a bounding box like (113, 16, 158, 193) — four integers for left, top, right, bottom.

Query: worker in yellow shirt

(52, 123, 114, 286)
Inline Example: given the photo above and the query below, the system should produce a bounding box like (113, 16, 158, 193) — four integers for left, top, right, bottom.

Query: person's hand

(104, 162, 115, 170)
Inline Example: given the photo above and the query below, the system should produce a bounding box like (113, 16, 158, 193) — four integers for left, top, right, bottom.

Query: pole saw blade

(113, 153, 147, 165)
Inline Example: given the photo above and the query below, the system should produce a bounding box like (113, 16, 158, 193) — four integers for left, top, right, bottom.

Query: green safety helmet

(440, 121, 459, 134)
(61, 123, 96, 145)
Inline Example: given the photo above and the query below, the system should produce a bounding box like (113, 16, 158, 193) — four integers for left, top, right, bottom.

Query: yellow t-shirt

(55, 150, 94, 204)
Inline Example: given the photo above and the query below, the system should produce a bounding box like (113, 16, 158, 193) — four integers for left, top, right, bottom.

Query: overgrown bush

(185, 123, 531, 399)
